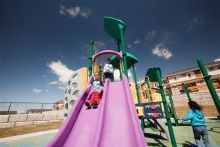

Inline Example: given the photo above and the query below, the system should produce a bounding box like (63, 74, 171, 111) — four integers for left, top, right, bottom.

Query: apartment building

(137, 79, 162, 103)
(165, 60, 220, 95)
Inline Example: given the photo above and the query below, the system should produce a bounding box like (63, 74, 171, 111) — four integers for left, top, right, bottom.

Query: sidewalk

(145, 118, 220, 147)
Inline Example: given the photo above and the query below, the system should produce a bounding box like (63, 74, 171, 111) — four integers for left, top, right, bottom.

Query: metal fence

(0, 102, 63, 115)
(0, 102, 64, 125)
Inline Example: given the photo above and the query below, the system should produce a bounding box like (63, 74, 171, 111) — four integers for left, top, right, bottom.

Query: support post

(89, 41, 94, 77)
(183, 83, 191, 101)
(7, 103, 12, 123)
(119, 25, 128, 77)
(156, 70, 177, 147)
(41, 103, 44, 114)
(197, 59, 220, 115)
(132, 64, 140, 103)
(99, 64, 102, 80)
(168, 93, 178, 126)
(145, 76, 153, 101)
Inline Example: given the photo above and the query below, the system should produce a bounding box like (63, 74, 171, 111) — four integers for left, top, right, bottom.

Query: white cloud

(113, 69, 133, 82)
(186, 16, 205, 31)
(152, 43, 173, 59)
(145, 30, 157, 41)
(58, 86, 65, 90)
(80, 8, 91, 18)
(128, 70, 133, 82)
(93, 41, 106, 53)
(66, 7, 80, 17)
(47, 60, 74, 85)
(114, 69, 120, 81)
(128, 44, 132, 48)
(160, 31, 177, 45)
(133, 39, 140, 45)
(59, 9, 66, 16)
(214, 58, 220, 62)
(49, 81, 59, 85)
(59, 5, 91, 18)
(32, 88, 43, 93)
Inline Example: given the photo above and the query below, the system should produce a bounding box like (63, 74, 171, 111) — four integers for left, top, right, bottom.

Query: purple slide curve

(47, 75, 147, 147)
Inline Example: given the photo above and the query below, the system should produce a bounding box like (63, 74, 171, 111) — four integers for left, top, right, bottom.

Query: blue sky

(0, 0, 220, 103)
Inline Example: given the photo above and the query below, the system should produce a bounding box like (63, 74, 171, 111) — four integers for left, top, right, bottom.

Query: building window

(72, 73, 78, 80)
(174, 76, 177, 81)
(209, 67, 214, 71)
(72, 90, 79, 97)
(72, 82, 78, 88)
(188, 73, 191, 78)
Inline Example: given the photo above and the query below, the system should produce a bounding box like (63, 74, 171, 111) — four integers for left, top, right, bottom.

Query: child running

(181, 100, 211, 147)
(85, 72, 103, 109)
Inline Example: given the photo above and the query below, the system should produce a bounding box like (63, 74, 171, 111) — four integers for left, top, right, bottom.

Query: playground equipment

(167, 92, 178, 126)
(197, 59, 220, 115)
(47, 17, 147, 147)
(146, 67, 177, 147)
(47, 74, 146, 147)
(182, 83, 192, 101)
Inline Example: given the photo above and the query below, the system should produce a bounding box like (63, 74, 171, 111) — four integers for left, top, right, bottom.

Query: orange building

(164, 60, 220, 95)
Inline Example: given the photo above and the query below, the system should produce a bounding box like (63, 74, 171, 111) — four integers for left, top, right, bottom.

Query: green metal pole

(145, 76, 153, 101)
(99, 65, 102, 80)
(183, 83, 191, 101)
(197, 59, 220, 115)
(156, 70, 177, 147)
(119, 25, 128, 77)
(117, 41, 122, 80)
(168, 93, 178, 126)
(132, 64, 141, 104)
(117, 41, 121, 52)
(89, 41, 94, 77)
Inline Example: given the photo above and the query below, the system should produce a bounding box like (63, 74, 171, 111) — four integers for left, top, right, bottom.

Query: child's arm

(181, 109, 193, 121)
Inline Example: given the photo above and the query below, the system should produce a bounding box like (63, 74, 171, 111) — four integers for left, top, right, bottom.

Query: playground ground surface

(0, 121, 63, 138)
(0, 118, 219, 147)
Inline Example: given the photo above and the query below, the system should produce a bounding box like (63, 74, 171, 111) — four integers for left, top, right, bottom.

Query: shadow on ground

(144, 133, 167, 146)
(208, 127, 220, 133)
(182, 141, 197, 147)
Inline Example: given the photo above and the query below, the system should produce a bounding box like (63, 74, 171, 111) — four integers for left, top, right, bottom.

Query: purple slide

(47, 75, 147, 147)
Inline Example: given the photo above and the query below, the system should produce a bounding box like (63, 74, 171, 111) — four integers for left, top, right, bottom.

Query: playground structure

(47, 17, 147, 147)
(47, 16, 220, 147)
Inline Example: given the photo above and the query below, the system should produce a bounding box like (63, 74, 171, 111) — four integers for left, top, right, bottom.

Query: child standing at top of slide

(85, 72, 103, 109)
(103, 58, 114, 81)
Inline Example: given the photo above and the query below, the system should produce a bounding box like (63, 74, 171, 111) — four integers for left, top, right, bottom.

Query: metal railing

(0, 102, 64, 124)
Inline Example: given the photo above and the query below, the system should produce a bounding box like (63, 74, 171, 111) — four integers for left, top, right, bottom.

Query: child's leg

(110, 73, 114, 81)
(192, 126, 203, 147)
(104, 72, 111, 80)
(201, 126, 211, 147)
(88, 92, 99, 105)
(88, 92, 96, 105)
(104, 72, 108, 79)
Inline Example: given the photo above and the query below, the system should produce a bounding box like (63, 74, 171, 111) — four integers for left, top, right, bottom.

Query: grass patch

(0, 121, 63, 138)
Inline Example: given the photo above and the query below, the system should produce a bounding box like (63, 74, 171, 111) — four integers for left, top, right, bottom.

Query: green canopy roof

(110, 52, 138, 69)
(104, 16, 126, 43)
(145, 67, 162, 82)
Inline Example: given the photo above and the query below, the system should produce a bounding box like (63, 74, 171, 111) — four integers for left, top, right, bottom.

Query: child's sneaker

(85, 101, 91, 109)
(92, 101, 98, 109)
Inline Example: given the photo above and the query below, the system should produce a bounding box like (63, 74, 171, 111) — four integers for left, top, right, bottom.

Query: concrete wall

(168, 90, 220, 118)
(0, 110, 64, 128)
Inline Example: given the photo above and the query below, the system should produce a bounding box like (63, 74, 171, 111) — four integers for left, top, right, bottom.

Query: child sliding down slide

(85, 72, 103, 109)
